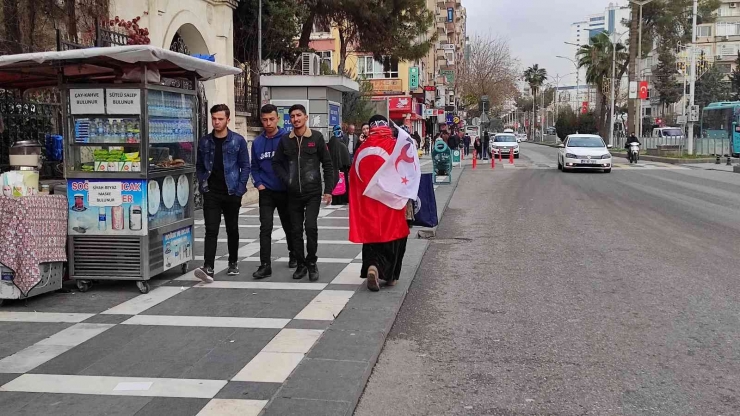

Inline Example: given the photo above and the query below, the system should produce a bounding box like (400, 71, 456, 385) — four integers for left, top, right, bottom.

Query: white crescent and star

(354, 146, 390, 182)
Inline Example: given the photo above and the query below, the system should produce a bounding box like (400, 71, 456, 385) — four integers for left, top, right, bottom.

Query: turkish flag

(639, 81, 649, 99)
(349, 127, 413, 244)
(581, 101, 589, 115)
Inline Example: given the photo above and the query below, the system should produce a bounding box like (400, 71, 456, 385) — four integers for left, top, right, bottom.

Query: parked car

(491, 133, 520, 158)
(557, 134, 612, 173)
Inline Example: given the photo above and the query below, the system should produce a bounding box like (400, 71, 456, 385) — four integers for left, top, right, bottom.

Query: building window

(358, 56, 399, 79)
(697, 25, 712, 37)
(316, 51, 332, 70)
(717, 22, 740, 36)
(312, 20, 331, 35)
(590, 16, 605, 22)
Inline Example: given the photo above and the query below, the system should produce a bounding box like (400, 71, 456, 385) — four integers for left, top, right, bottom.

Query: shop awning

(0, 45, 242, 89)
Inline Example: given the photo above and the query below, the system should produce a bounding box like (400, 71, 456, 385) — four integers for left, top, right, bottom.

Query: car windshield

(494, 135, 517, 142)
(567, 137, 605, 147)
(662, 128, 682, 136)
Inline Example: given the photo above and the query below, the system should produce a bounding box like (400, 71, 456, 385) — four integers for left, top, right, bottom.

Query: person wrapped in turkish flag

(349, 115, 421, 291)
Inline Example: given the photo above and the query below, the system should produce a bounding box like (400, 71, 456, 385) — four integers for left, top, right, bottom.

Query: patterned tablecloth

(0, 195, 68, 296)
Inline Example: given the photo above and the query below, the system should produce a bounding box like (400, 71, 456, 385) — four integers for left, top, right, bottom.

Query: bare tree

(457, 34, 520, 110)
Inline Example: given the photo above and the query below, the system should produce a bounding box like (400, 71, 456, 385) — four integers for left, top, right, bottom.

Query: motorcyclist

(625, 133, 641, 162)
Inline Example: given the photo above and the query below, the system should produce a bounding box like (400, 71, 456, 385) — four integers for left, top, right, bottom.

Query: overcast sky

(464, 0, 622, 87)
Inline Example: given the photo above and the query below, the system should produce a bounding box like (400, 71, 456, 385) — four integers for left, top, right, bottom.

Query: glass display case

(64, 84, 197, 293)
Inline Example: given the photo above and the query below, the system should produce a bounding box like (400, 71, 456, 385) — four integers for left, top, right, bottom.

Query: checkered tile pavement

(0, 203, 369, 416)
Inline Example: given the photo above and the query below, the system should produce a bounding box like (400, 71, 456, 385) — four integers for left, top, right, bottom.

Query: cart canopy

(0, 45, 241, 89)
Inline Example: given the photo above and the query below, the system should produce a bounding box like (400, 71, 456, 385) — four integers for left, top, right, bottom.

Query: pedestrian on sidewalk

(350, 115, 420, 291)
(424, 134, 431, 154)
(194, 104, 250, 283)
(328, 125, 351, 206)
(251, 104, 297, 280)
(354, 123, 369, 158)
(463, 133, 471, 156)
(346, 124, 356, 157)
(474, 137, 482, 159)
(482, 131, 491, 160)
(272, 104, 334, 281)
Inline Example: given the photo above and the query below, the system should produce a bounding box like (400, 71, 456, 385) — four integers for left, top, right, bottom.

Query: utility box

(432, 139, 452, 184)
(260, 75, 360, 138)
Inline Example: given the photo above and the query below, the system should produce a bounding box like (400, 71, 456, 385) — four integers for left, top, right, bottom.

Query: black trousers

(259, 189, 294, 264)
(464, 144, 470, 155)
(288, 193, 322, 265)
(203, 191, 242, 267)
(360, 236, 408, 281)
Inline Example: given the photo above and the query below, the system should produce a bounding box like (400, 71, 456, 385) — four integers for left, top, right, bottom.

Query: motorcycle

(628, 143, 640, 164)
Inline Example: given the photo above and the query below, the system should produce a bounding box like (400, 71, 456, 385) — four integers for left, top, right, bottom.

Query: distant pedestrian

(195, 104, 250, 283)
(463, 133, 471, 156)
(447, 131, 459, 151)
(474, 137, 482, 158)
(328, 125, 351, 206)
(346, 124, 357, 157)
(413, 131, 422, 149)
(354, 122, 370, 154)
(424, 134, 431, 154)
(250, 104, 296, 280)
(482, 131, 491, 160)
(272, 104, 334, 281)
(350, 115, 421, 291)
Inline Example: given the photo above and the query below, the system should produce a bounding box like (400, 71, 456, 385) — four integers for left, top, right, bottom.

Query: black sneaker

(288, 254, 298, 269)
(253, 264, 272, 279)
(308, 263, 319, 282)
(227, 262, 239, 276)
(293, 264, 308, 280)
(194, 266, 215, 283)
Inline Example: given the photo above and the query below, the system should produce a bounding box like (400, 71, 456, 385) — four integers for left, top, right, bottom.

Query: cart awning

(0, 45, 242, 89)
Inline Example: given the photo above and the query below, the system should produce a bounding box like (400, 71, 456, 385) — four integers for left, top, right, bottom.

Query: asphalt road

(355, 143, 740, 416)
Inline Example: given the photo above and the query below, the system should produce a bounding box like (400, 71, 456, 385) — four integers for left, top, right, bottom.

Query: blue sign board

(67, 179, 147, 236)
(163, 226, 193, 271)
(446, 113, 454, 125)
(447, 7, 454, 22)
(329, 104, 340, 128)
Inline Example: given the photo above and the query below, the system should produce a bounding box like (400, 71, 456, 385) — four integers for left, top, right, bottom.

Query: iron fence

(234, 72, 260, 124)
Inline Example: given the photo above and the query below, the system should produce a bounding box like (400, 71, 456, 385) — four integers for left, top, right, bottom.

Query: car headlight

(565, 153, 577, 158)
(601, 154, 611, 159)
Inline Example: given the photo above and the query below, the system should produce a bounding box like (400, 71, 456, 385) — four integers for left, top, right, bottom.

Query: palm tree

(577, 32, 628, 135)
(523, 64, 547, 140)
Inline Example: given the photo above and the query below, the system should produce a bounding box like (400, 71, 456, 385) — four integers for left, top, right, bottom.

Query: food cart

(0, 46, 241, 294)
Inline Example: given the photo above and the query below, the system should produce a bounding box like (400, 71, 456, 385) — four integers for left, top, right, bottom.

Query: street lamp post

(629, 0, 655, 138)
(557, 54, 580, 114)
(688, 0, 698, 155)
(609, 31, 629, 147)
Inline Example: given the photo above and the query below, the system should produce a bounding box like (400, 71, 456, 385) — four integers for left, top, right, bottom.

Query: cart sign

(106, 89, 141, 115)
(70, 89, 105, 114)
(67, 179, 147, 236)
(163, 226, 193, 272)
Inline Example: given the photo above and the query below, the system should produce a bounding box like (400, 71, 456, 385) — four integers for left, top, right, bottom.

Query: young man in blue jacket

(251, 104, 296, 279)
(194, 104, 250, 283)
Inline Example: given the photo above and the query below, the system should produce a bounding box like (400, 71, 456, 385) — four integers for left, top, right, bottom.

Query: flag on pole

(362, 125, 422, 210)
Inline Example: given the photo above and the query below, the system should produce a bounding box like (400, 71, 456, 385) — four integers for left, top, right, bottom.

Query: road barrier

(509, 148, 514, 164)
(491, 153, 495, 169)
(472, 151, 477, 169)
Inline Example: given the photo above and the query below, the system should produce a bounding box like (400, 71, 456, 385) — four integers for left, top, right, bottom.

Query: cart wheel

(76, 280, 92, 293)
(181, 262, 189, 274)
(136, 281, 150, 294)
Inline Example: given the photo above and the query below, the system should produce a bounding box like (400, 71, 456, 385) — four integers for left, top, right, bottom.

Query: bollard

(509, 148, 514, 164)
(498, 150, 502, 162)
(728, 156, 732, 166)
(472, 151, 477, 169)
(716, 155, 721, 164)
(491, 153, 495, 169)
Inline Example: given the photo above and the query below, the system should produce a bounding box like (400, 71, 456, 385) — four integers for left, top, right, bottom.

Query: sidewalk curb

(609, 151, 725, 165)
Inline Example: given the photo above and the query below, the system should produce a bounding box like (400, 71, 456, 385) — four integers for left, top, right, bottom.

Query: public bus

(701, 101, 740, 156)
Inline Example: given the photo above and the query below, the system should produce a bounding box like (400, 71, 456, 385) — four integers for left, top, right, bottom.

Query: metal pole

(541, 89, 545, 142)
(688, 0, 698, 155)
(258, 0, 263, 67)
(637, 4, 643, 137)
(609, 31, 617, 147)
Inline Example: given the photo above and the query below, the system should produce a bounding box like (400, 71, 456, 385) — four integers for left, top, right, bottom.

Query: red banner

(581, 101, 589, 115)
(639, 81, 649, 99)
(388, 96, 412, 112)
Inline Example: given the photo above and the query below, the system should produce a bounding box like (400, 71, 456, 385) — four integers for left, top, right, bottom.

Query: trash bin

(432, 139, 452, 184)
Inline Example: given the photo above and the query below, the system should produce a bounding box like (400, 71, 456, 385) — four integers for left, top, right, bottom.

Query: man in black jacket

(272, 104, 334, 281)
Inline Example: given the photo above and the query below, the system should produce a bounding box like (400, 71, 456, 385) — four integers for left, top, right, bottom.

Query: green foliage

(653, 43, 682, 107)
(695, 65, 730, 109)
(233, 0, 305, 65)
(732, 52, 740, 101)
(555, 107, 599, 139)
(342, 77, 374, 127)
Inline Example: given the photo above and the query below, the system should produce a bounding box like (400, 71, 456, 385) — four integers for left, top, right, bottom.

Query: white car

(491, 133, 520, 158)
(558, 134, 612, 173)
